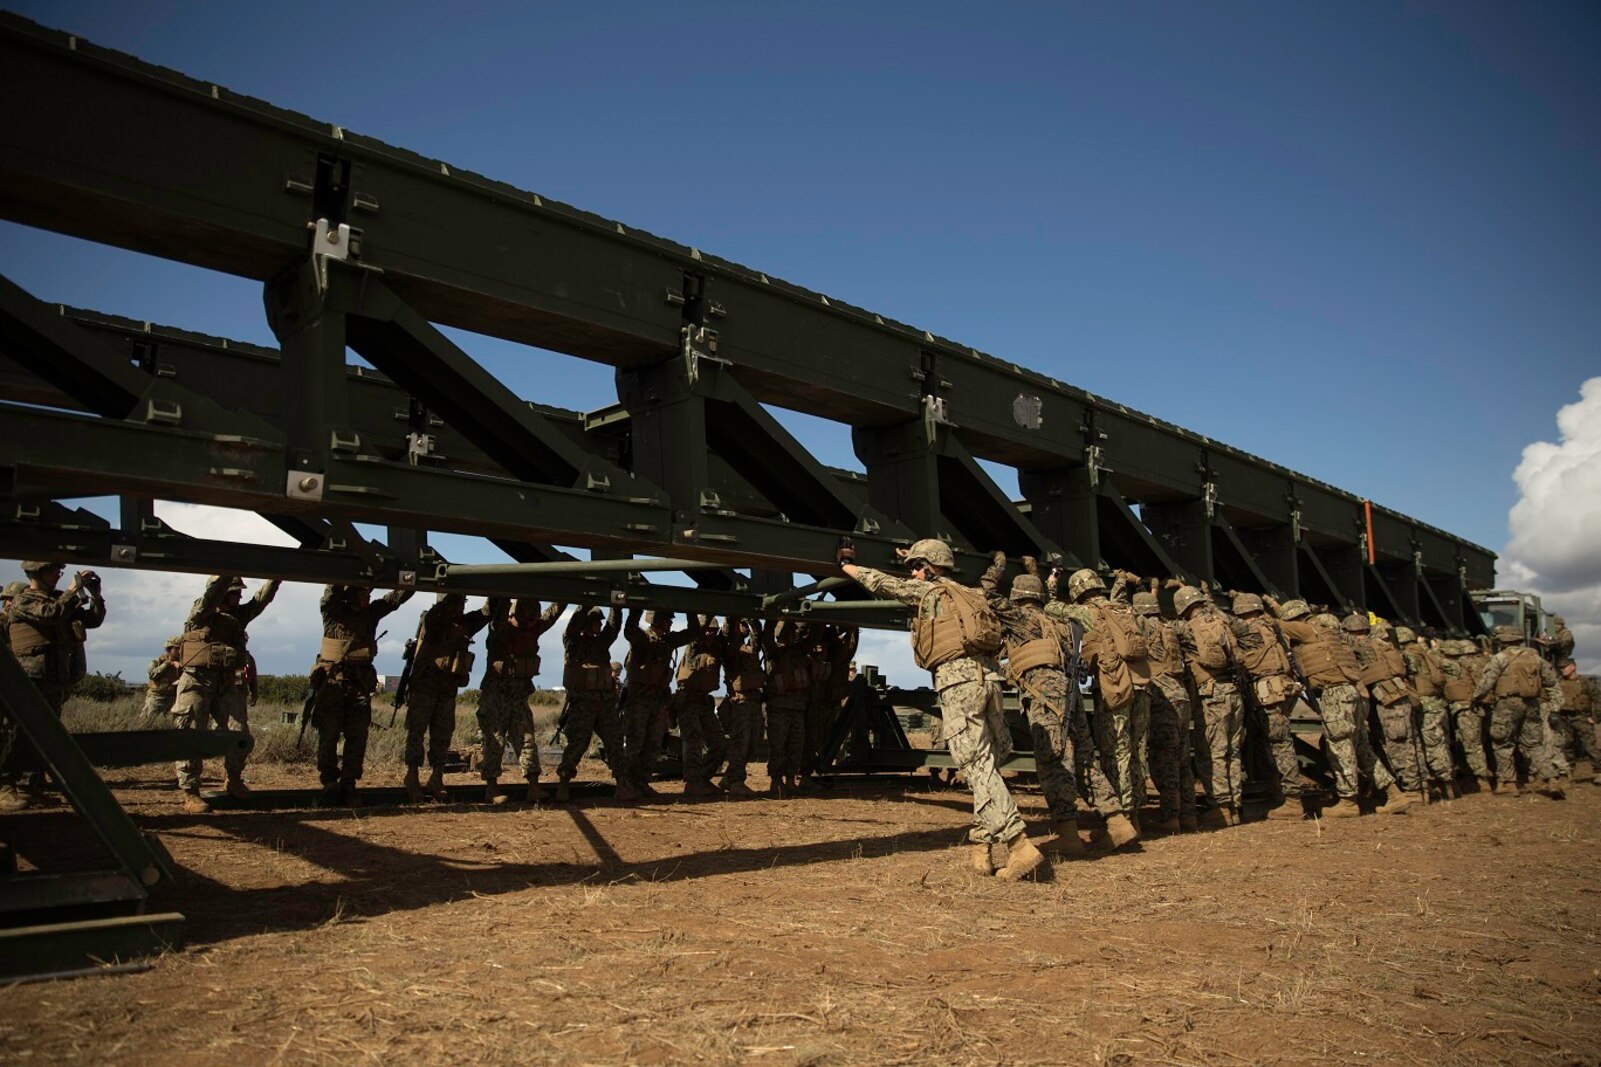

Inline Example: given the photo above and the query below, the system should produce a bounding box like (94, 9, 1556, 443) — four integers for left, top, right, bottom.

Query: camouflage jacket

(853, 565, 998, 690)
(1473, 647, 1562, 709)
(624, 614, 698, 692)
(8, 586, 106, 684)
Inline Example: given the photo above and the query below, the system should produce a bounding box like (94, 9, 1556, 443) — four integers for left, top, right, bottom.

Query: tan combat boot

(970, 843, 996, 875)
(615, 780, 639, 802)
(1042, 819, 1087, 858)
(1475, 776, 1494, 795)
(722, 779, 755, 798)
(1492, 778, 1517, 797)
(424, 768, 448, 802)
(181, 790, 211, 814)
(1265, 799, 1304, 821)
(1198, 806, 1227, 830)
(1178, 811, 1199, 833)
(225, 776, 251, 801)
(996, 834, 1044, 882)
(1538, 777, 1567, 800)
(1320, 797, 1361, 819)
(525, 778, 545, 803)
(403, 767, 425, 804)
(1104, 813, 1140, 849)
(483, 779, 502, 805)
(1375, 789, 1413, 815)
(554, 778, 572, 803)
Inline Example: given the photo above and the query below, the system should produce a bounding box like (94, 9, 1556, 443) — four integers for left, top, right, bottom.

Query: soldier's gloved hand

(1021, 555, 1039, 576)
(893, 546, 910, 562)
(991, 550, 1007, 567)
(836, 536, 857, 566)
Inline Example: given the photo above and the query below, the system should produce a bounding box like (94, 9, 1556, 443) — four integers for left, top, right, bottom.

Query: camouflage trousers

(1314, 685, 1394, 798)
(1553, 710, 1598, 771)
(623, 687, 671, 785)
(766, 699, 807, 780)
(1489, 697, 1562, 784)
(674, 688, 727, 785)
(1417, 695, 1455, 784)
(476, 672, 538, 782)
(1, 675, 71, 784)
(558, 688, 626, 782)
(172, 669, 253, 791)
(143, 686, 176, 718)
(1371, 698, 1424, 793)
(1260, 696, 1306, 798)
(1147, 676, 1195, 822)
(941, 676, 1026, 846)
(1087, 688, 1149, 820)
(717, 693, 762, 785)
(312, 678, 373, 787)
(1016, 666, 1078, 823)
(404, 677, 460, 770)
(803, 692, 841, 774)
(1449, 702, 1491, 778)
(1194, 681, 1243, 808)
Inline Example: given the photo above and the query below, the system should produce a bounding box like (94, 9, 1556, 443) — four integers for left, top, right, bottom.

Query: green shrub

(73, 671, 135, 703)
(255, 674, 312, 706)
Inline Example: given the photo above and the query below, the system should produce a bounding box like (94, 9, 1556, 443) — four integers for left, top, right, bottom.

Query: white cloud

(1500, 377, 1601, 675)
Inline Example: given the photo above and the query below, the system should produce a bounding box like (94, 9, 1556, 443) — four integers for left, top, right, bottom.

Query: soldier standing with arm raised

(556, 606, 634, 802)
(762, 620, 812, 796)
(1230, 593, 1312, 821)
(622, 608, 697, 796)
(1474, 625, 1566, 798)
(1345, 615, 1427, 808)
(718, 617, 768, 797)
(841, 538, 1043, 881)
(478, 597, 565, 805)
(1399, 626, 1456, 799)
(311, 583, 413, 806)
(673, 615, 729, 797)
(403, 592, 491, 803)
(142, 636, 183, 718)
(170, 574, 281, 812)
(1435, 638, 1491, 793)
(1555, 659, 1599, 784)
(1134, 586, 1198, 833)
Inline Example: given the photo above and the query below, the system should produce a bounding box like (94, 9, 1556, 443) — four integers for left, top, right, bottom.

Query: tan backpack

(912, 580, 1003, 671)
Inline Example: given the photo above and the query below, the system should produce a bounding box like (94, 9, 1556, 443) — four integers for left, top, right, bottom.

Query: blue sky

(2, 2, 1598, 680)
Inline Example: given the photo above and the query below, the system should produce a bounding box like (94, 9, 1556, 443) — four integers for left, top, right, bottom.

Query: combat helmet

(1066, 568, 1106, 601)
(1277, 599, 1311, 620)
(1131, 590, 1160, 616)
(1494, 624, 1524, 644)
(1231, 592, 1264, 616)
(1342, 612, 1370, 634)
(645, 608, 674, 626)
(1009, 573, 1044, 602)
(1394, 626, 1416, 644)
(906, 538, 955, 571)
(1, 580, 24, 601)
(1173, 586, 1206, 616)
(21, 560, 59, 575)
(165, 634, 182, 649)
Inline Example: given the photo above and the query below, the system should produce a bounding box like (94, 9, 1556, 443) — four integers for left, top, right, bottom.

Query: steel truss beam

(0, 12, 1493, 601)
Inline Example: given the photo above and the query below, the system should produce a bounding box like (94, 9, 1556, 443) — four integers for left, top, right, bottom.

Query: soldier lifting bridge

(0, 11, 1495, 976)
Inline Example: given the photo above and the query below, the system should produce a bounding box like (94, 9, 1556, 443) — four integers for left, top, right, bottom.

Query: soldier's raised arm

(537, 601, 565, 630)
(1472, 653, 1504, 704)
(462, 598, 493, 637)
(601, 606, 623, 643)
(374, 586, 414, 618)
(236, 578, 281, 625)
(186, 574, 233, 630)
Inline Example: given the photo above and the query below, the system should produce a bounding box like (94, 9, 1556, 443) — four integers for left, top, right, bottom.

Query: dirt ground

(3, 763, 1600, 1066)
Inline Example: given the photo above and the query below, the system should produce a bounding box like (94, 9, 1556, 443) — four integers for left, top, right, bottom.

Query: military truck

(1470, 589, 1558, 655)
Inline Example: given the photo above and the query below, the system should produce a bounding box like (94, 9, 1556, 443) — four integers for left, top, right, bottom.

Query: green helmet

(1553, 614, 1566, 627)
(906, 538, 955, 570)
(1173, 586, 1206, 616)
(1067, 568, 1106, 601)
(1, 580, 24, 600)
(165, 635, 182, 649)
(1009, 574, 1044, 602)
(1394, 626, 1416, 645)
(1494, 625, 1523, 644)
(1231, 592, 1264, 615)
(1278, 599, 1310, 620)
(645, 609, 674, 626)
(1342, 613, 1370, 634)
(1131, 591, 1160, 616)
(21, 560, 58, 575)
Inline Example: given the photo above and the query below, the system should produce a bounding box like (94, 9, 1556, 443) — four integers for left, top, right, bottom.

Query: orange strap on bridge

(1363, 500, 1375, 565)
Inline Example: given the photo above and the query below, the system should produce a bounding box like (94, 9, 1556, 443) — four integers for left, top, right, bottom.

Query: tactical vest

(677, 641, 722, 693)
(726, 642, 765, 695)
(629, 636, 674, 692)
(1406, 645, 1444, 697)
(1293, 630, 1360, 689)
(179, 611, 247, 671)
(1358, 642, 1412, 705)
(1237, 618, 1291, 678)
(1440, 660, 1475, 702)
(1005, 611, 1065, 677)
(1183, 611, 1233, 688)
(1144, 618, 1185, 681)
(319, 635, 375, 664)
(6, 616, 56, 657)
(1493, 648, 1542, 699)
(488, 621, 543, 679)
(911, 580, 1002, 671)
(564, 633, 613, 692)
(1559, 677, 1592, 714)
(766, 648, 812, 696)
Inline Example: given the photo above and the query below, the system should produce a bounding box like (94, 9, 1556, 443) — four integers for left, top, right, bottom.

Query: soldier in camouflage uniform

(674, 615, 729, 797)
(1346, 615, 1427, 805)
(1398, 627, 1456, 798)
(1043, 567, 1148, 848)
(623, 608, 698, 795)
(1169, 586, 1246, 827)
(403, 593, 491, 803)
(763, 620, 812, 795)
(1555, 660, 1599, 783)
(478, 597, 564, 804)
(1131, 587, 1197, 832)
(842, 539, 1042, 881)
(310, 583, 413, 806)
(1433, 638, 1489, 791)
(556, 607, 634, 802)
(718, 617, 768, 797)
(1268, 599, 1408, 817)
(803, 623, 860, 781)
(980, 552, 1085, 857)
(1232, 593, 1311, 820)
(1475, 625, 1565, 797)
(1549, 615, 1575, 666)
(3, 562, 106, 806)
(171, 574, 281, 812)
(142, 636, 182, 717)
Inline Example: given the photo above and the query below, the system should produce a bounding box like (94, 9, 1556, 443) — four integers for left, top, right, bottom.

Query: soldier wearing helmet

(477, 596, 567, 805)
(1474, 625, 1566, 797)
(978, 551, 1085, 858)
(141, 635, 184, 717)
(719, 616, 773, 796)
(763, 619, 814, 795)
(1230, 591, 1310, 821)
(671, 614, 730, 799)
(1131, 583, 1197, 833)
(1433, 638, 1492, 791)
(1550, 615, 1574, 665)
(402, 592, 492, 804)
(803, 622, 860, 788)
(310, 582, 414, 807)
(1164, 586, 1248, 827)
(1346, 614, 1428, 808)
(556, 606, 632, 803)
(1555, 659, 1600, 784)
(839, 537, 1043, 880)
(1397, 626, 1457, 799)
(622, 606, 701, 799)
(1040, 567, 1151, 848)
(1264, 596, 1406, 817)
